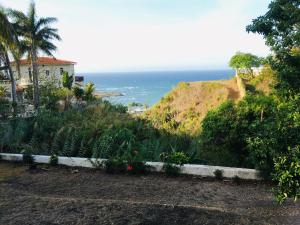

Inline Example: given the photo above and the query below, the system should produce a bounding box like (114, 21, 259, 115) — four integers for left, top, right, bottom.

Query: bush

(83, 82, 95, 101)
(62, 72, 74, 90)
(273, 146, 300, 203)
(0, 98, 11, 119)
(49, 154, 58, 166)
(73, 87, 84, 99)
(160, 151, 189, 176)
(104, 157, 127, 174)
(126, 161, 149, 175)
(198, 94, 288, 178)
(214, 169, 224, 180)
(22, 149, 34, 165)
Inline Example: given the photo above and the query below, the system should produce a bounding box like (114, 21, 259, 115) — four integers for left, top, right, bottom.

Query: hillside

(143, 78, 242, 135)
(143, 68, 275, 135)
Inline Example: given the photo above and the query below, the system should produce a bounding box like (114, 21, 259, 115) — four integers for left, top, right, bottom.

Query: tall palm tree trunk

(4, 51, 16, 102)
(30, 49, 39, 108)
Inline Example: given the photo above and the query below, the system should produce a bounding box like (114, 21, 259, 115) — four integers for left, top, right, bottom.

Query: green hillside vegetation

(245, 66, 277, 95)
(143, 70, 275, 135)
(143, 79, 240, 135)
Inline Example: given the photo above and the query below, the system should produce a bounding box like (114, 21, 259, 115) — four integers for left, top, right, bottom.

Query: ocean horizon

(81, 69, 235, 106)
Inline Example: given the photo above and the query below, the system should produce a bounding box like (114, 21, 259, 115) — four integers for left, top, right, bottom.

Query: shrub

(162, 163, 181, 176)
(273, 146, 300, 204)
(160, 151, 189, 176)
(126, 161, 149, 175)
(83, 82, 95, 101)
(214, 169, 224, 180)
(49, 154, 58, 166)
(104, 157, 127, 174)
(22, 149, 34, 165)
(62, 72, 74, 90)
(73, 87, 84, 99)
(0, 98, 11, 119)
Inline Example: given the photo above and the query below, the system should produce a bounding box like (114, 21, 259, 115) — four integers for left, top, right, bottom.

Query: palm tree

(9, 2, 61, 108)
(0, 6, 17, 102)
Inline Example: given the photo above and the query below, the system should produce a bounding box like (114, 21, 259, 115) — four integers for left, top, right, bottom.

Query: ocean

(81, 70, 235, 106)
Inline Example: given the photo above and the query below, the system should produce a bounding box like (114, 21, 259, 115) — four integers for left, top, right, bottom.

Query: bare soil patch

(0, 162, 299, 225)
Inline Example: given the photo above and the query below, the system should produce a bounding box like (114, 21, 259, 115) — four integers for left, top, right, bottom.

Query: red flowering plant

(125, 149, 150, 175)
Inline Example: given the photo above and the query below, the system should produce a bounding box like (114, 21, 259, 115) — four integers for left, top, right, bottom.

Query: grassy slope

(143, 78, 241, 135)
(144, 68, 275, 135)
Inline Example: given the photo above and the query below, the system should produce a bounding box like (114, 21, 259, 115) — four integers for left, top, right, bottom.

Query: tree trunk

(15, 59, 21, 80)
(31, 50, 39, 108)
(4, 52, 17, 103)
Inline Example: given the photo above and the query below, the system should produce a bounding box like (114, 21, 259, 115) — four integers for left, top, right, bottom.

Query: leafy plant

(273, 146, 300, 204)
(73, 87, 84, 99)
(160, 151, 189, 176)
(21, 149, 34, 165)
(0, 86, 6, 98)
(62, 72, 74, 90)
(126, 161, 149, 175)
(83, 82, 95, 101)
(214, 169, 224, 180)
(103, 157, 127, 174)
(49, 154, 58, 166)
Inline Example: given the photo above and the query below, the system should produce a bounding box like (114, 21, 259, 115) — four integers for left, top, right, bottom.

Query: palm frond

(36, 27, 61, 41)
(39, 40, 57, 56)
(35, 17, 58, 32)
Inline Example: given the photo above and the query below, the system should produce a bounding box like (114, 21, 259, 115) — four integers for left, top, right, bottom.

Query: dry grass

(144, 78, 241, 134)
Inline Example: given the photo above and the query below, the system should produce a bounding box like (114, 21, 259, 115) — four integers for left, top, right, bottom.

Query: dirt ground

(0, 162, 299, 225)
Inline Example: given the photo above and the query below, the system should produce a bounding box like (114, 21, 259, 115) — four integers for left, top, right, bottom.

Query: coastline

(94, 91, 123, 98)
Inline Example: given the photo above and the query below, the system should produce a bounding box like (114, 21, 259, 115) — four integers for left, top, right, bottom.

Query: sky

(1, 0, 271, 73)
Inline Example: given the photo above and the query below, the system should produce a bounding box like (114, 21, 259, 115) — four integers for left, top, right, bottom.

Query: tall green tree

(246, 0, 300, 202)
(9, 2, 61, 108)
(0, 6, 17, 102)
(229, 52, 262, 76)
(62, 71, 73, 90)
(246, 0, 300, 93)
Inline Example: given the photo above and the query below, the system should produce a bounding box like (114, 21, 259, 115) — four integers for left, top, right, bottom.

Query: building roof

(14, 57, 76, 66)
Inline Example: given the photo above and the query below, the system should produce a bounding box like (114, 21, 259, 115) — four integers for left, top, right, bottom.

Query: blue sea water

(81, 70, 235, 106)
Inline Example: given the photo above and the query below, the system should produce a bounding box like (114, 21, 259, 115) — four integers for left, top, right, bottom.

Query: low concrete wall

(0, 153, 261, 180)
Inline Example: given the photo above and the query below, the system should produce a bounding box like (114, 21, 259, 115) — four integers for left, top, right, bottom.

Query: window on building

(60, 68, 64, 75)
(46, 70, 50, 76)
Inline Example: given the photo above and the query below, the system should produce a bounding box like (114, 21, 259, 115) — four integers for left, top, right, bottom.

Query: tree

(0, 6, 17, 103)
(9, 2, 61, 108)
(62, 71, 73, 90)
(246, 0, 300, 93)
(246, 0, 300, 202)
(229, 52, 262, 76)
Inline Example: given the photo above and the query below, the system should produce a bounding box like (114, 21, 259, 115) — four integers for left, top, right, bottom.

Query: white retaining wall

(0, 153, 261, 180)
